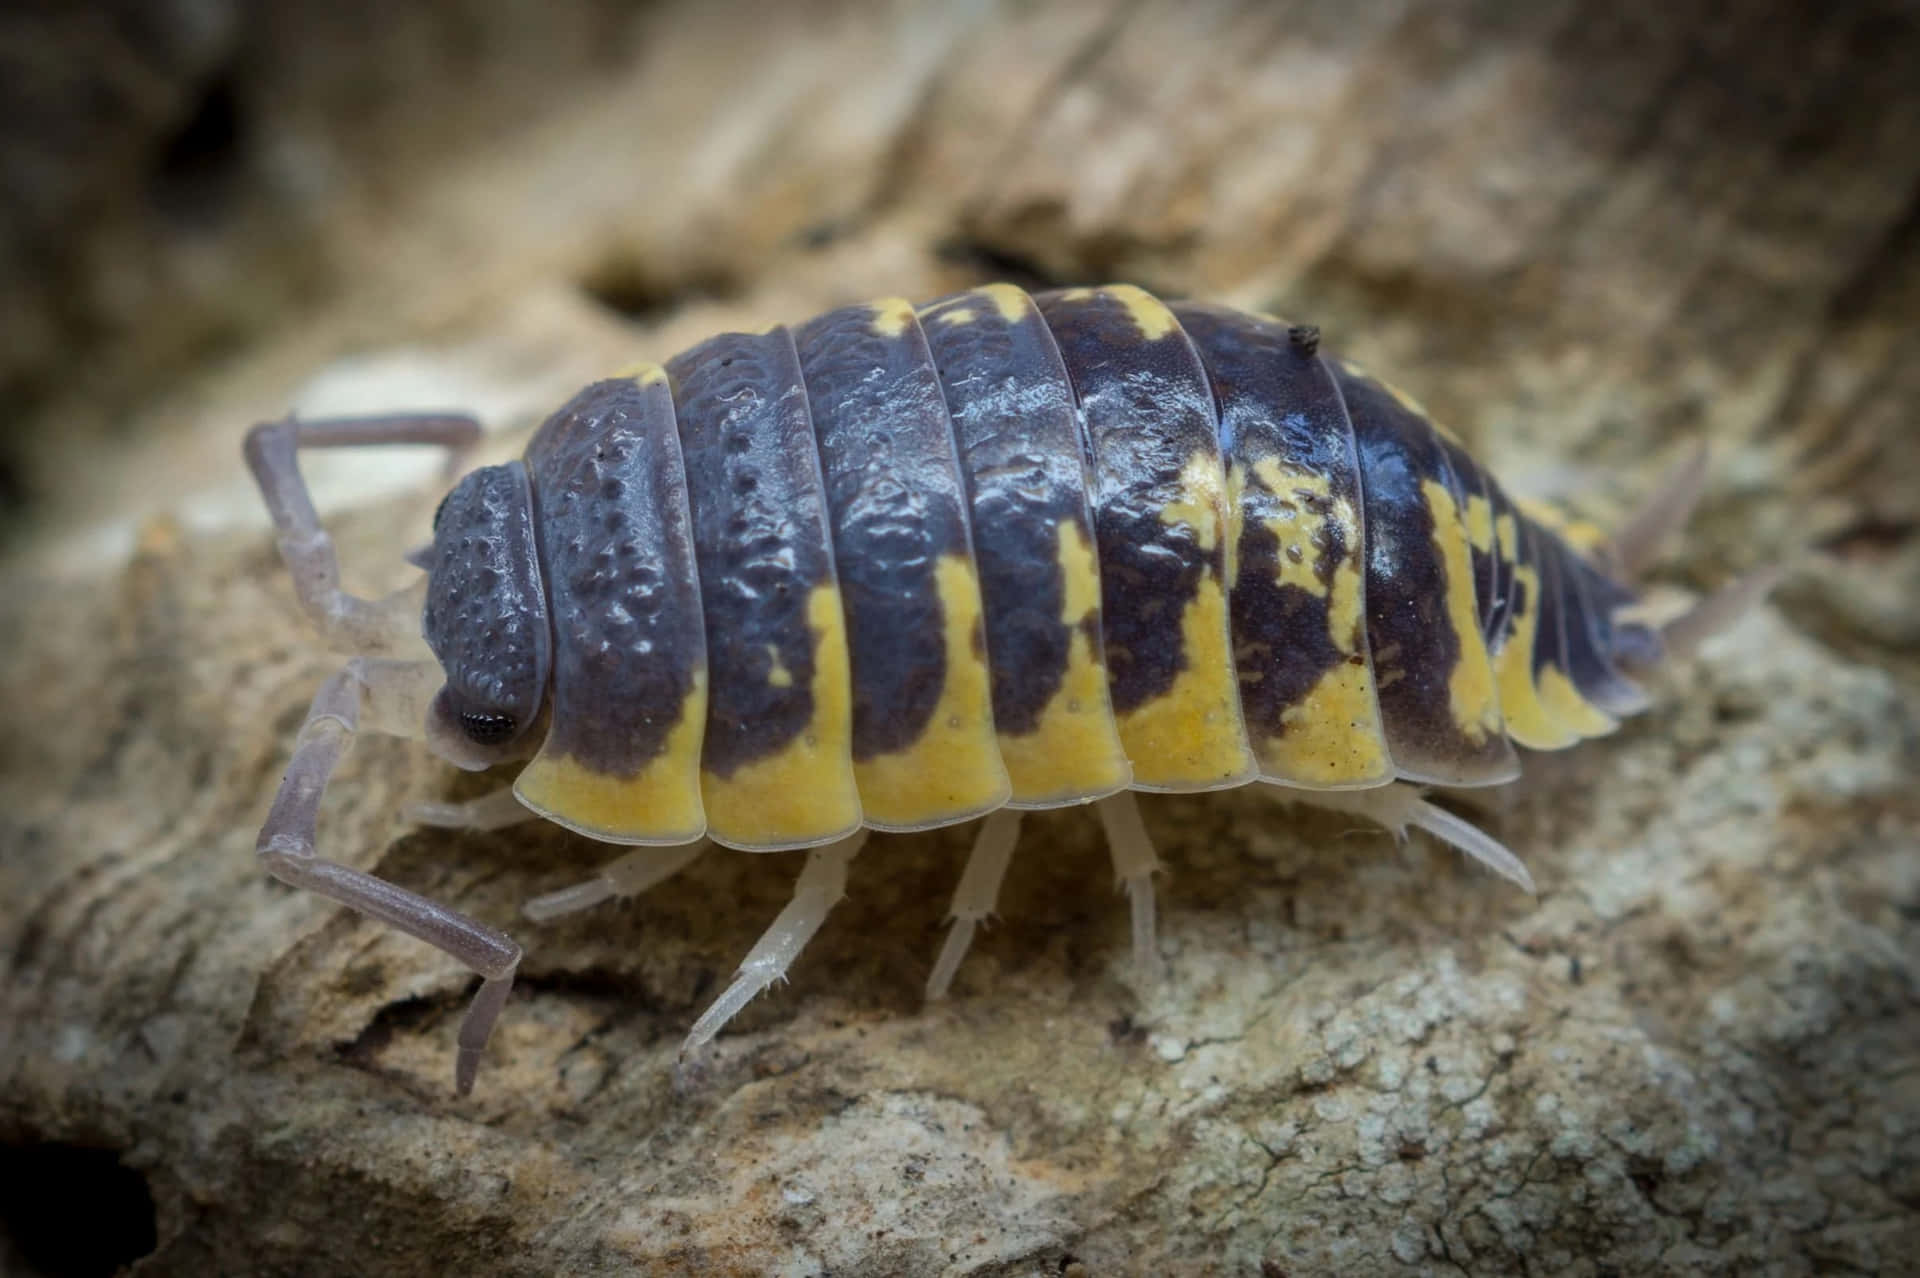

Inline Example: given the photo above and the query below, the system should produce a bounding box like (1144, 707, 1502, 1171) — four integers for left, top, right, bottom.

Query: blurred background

(5, 0, 1918, 664)
(2, 2, 1917, 1274)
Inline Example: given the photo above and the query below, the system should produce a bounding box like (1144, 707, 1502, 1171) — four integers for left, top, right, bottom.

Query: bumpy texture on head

(422, 461, 552, 746)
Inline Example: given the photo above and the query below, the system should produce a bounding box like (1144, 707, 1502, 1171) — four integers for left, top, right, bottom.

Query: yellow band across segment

(700, 585, 863, 851)
(1465, 493, 1495, 553)
(854, 554, 1011, 829)
(514, 672, 709, 844)
(1537, 663, 1617, 739)
(1420, 479, 1504, 744)
(1118, 571, 1255, 790)
(868, 297, 918, 338)
(1120, 444, 1254, 790)
(1238, 458, 1392, 788)
(998, 520, 1132, 806)
(1517, 497, 1610, 557)
(1492, 542, 1579, 752)
(1104, 283, 1179, 341)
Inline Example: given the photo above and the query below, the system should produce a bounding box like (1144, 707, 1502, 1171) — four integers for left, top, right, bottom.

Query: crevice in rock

(0, 1141, 158, 1278)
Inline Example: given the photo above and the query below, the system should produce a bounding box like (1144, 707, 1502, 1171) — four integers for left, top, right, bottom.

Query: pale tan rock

(3, 1, 1916, 1274)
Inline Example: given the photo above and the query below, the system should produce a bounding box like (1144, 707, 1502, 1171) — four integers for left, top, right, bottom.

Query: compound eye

(460, 710, 518, 745)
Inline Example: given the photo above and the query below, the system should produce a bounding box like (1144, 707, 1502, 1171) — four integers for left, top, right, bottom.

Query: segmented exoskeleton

(246, 283, 1758, 1094)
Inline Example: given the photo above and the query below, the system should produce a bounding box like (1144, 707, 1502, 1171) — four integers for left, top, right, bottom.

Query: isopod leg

(1275, 782, 1536, 894)
(522, 841, 710, 923)
(1608, 440, 1710, 580)
(259, 661, 521, 1095)
(1096, 793, 1163, 978)
(1656, 564, 1788, 664)
(926, 809, 1023, 1000)
(682, 832, 868, 1052)
(407, 786, 538, 832)
(243, 413, 481, 656)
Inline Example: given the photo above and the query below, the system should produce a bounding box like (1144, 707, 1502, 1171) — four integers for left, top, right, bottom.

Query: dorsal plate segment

(515, 371, 708, 843)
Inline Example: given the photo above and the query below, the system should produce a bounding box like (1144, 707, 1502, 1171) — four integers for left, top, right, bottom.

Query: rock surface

(2, 1, 1917, 1274)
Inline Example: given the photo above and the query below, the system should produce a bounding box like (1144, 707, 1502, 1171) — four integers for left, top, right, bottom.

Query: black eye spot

(460, 711, 517, 745)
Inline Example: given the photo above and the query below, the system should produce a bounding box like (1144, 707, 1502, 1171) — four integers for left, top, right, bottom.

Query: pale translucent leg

(407, 787, 538, 832)
(1096, 792, 1163, 977)
(1609, 440, 1710, 579)
(1276, 782, 1536, 894)
(257, 657, 521, 1096)
(522, 841, 710, 923)
(926, 809, 1023, 1000)
(243, 414, 480, 657)
(682, 832, 868, 1051)
(1658, 565, 1788, 663)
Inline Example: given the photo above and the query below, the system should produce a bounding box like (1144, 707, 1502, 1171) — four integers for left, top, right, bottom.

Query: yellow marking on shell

(999, 520, 1131, 805)
(1518, 498, 1610, 556)
(1057, 287, 1095, 302)
(1160, 451, 1228, 553)
(979, 283, 1030, 323)
(1118, 575, 1255, 790)
(1537, 663, 1617, 739)
(515, 673, 708, 844)
(1421, 479, 1503, 743)
(1224, 462, 1246, 595)
(935, 306, 977, 327)
(612, 361, 670, 387)
(1104, 284, 1178, 341)
(765, 644, 793, 689)
(1493, 561, 1578, 750)
(868, 297, 917, 338)
(1488, 512, 1520, 657)
(1266, 657, 1392, 788)
(1381, 378, 1430, 420)
(701, 586, 862, 850)
(1465, 494, 1495, 553)
(854, 554, 1010, 828)
(1243, 458, 1391, 787)
(1250, 457, 1345, 598)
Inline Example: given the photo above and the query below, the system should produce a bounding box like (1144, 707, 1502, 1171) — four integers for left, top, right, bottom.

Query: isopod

(244, 283, 1764, 1094)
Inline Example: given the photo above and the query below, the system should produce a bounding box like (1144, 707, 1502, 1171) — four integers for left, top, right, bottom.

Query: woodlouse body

(246, 282, 1715, 1095)
(440, 284, 1651, 839)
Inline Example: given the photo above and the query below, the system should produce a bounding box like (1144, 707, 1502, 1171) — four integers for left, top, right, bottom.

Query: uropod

(245, 283, 1767, 1094)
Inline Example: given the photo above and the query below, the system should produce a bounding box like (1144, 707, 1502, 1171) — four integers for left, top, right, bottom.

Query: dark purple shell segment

(1338, 366, 1519, 785)
(665, 326, 843, 778)
(1482, 476, 1528, 653)
(1034, 288, 1228, 717)
(1434, 434, 1504, 642)
(1543, 532, 1650, 717)
(523, 376, 706, 776)
(1171, 302, 1370, 753)
(793, 301, 979, 760)
(422, 460, 551, 744)
(917, 287, 1102, 739)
